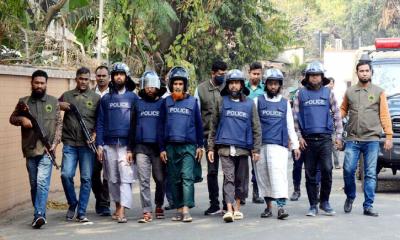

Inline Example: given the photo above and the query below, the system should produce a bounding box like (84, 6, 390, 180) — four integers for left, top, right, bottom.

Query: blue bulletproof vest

(105, 93, 135, 138)
(135, 98, 163, 143)
(258, 96, 288, 147)
(165, 96, 197, 143)
(215, 96, 254, 150)
(298, 87, 333, 135)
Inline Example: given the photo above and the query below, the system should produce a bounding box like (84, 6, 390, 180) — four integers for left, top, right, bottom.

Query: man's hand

(195, 148, 204, 162)
(97, 146, 104, 162)
(160, 151, 168, 163)
(21, 117, 33, 128)
(299, 138, 307, 151)
(126, 151, 134, 165)
(384, 139, 393, 151)
(59, 102, 71, 111)
(293, 149, 301, 160)
(335, 139, 343, 151)
(252, 152, 260, 162)
(88, 132, 96, 144)
(49, 143, 58, 152)
(207, 151, 214, 163)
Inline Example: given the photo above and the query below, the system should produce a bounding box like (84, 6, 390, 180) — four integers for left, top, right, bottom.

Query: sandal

(117, 216, 128, 223)
(171, 212, 183, 221)
(138, 212, 153, 223)
(182, 212, 192, 223)
(233, 211, 244, 220)
(112, 212, 119, 220)
(223, 211, 234, 223)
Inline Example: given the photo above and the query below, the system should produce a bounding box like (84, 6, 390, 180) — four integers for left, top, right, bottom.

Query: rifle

(69, 104, 97, 153)
(17, 101, 60, 169)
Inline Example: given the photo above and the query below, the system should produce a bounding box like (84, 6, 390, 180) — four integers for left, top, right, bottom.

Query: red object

(375, 38, 400, 49)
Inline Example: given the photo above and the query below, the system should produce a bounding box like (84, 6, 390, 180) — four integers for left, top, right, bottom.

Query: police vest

(104, 93, 134, 138)
(165, 96, 197, 143)
(135, 98, 163, 143)
(298, 87, 333, 135)
(258, 96, 288, 147)
(215, 96, 254, 150)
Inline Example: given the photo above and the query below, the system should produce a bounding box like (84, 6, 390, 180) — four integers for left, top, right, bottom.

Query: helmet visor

(141, 73, 160, 89)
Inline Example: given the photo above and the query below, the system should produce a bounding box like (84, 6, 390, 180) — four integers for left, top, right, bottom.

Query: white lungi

(254, 144, 289, 199)
(103, 145, 137, 209)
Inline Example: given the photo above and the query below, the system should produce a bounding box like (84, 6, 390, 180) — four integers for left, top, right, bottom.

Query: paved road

(1, 156, 400, 240)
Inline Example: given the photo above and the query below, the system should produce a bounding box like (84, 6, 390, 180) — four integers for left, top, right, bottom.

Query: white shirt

(95, 86, 110, 98)
(254, 94, 300, 150)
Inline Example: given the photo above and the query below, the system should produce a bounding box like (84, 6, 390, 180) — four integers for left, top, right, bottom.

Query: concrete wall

(0, 65, 77, 214)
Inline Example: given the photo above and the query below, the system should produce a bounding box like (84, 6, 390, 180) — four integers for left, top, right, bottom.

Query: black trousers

(91, 158, 110, 209)
(303, 135, 333, 207)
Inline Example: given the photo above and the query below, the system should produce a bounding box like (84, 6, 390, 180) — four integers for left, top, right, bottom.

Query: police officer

(10, 70, 62, 229)
(96, 62, 138, 223)
(293, 61, 343, 217)
(134, 71, 167, 223)
(59, 67, 100, 223)
(208, 69, 261, 223)
(159, 66, 204, 223)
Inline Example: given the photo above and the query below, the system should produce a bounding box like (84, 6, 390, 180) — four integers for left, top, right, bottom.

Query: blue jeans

(61, 145, 94, 217)
(343, 141, 379, 209)
(26, 154, 53, 219)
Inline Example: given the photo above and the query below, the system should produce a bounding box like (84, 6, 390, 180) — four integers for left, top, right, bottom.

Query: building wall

(0, 65, 77, 214)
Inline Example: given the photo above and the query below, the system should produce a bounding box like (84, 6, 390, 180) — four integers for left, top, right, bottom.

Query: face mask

(214, 75, 225, 85)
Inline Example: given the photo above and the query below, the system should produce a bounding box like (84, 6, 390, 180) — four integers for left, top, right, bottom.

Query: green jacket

(12, 95, 59, 158)
(195, 79, 223, 138)
(61, 88, 100, 146)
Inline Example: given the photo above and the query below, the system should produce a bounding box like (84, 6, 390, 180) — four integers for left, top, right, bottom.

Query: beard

(31, 88, 46, 99)
(114, 81, 125, 91)
(266, 87, 280, 98)
(308, 81, 322, 90)
(142, 92, 158, 102)
(171, 91, 185, 101)
(359, 78, 371, 84)
(229, 90, 241, 99)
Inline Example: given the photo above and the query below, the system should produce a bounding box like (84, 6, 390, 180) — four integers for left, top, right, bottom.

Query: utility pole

(97, 0, 104, 63)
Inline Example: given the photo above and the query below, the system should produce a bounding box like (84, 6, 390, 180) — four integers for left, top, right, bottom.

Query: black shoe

(204, 205, 222, 215)
(290, 191, 300, 201)
(344, 198, 354, 213)
(363, 208, 379, 217)
(66, 204, 77, 221)
(277, 208, 289, 220)
(240, 199, 246, 205)
(260, 208, 273, 218)
(32, 216, 45, 229)
(96, 206, 111, 216)
(252, 196, 264, 204)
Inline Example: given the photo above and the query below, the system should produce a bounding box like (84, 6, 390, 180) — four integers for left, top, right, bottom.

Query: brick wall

(0, 65, 94, 214)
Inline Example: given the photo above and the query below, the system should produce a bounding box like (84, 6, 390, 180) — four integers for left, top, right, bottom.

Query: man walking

(244, 62, 265, 204)
(341, 59, 393, 217)
(59, 67, 100, 222)
(194, 59, 227, 215)
(254, 69, 301, 220)
(134, 71, 167, 223)
(293, 61, 343, 217)
(10, 70, 62, 229)
(96, 62, 138, 223)
(208, 69, 261, 223)
(92, 65, 111, 216)
(159, 66, 204, 222)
